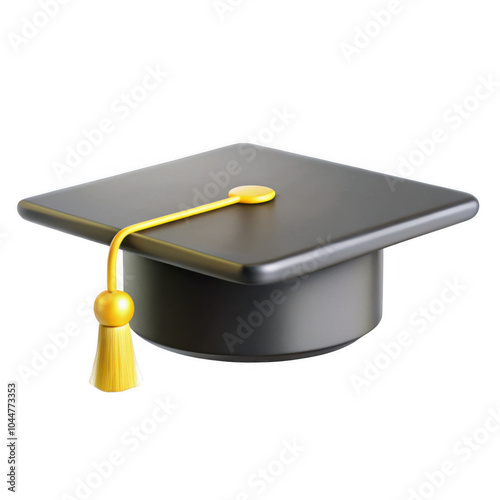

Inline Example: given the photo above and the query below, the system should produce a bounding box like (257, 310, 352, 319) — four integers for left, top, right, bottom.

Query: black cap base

(124, 250, 383, 361)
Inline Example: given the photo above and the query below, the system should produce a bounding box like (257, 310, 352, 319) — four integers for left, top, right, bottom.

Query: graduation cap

(18, 144, 479, 392)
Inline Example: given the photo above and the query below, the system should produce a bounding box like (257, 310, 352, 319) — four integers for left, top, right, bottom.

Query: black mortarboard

(18, 144, 479, 390)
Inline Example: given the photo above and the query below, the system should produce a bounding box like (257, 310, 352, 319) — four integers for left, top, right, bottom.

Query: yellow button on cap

(228, 185, 276, 204)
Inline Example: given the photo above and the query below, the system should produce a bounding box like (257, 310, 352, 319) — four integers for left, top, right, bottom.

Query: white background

(1, 1, 499, 499)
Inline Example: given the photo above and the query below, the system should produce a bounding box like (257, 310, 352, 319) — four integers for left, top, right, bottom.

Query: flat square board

(18, 144, 479, 284)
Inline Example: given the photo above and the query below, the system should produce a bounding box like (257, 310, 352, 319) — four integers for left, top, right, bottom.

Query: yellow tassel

(90, 324, 140, 392)
(90, 290, 140, 392)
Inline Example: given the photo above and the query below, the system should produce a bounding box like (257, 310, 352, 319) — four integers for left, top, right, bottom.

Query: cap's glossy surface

(18, 144, 478, 284)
